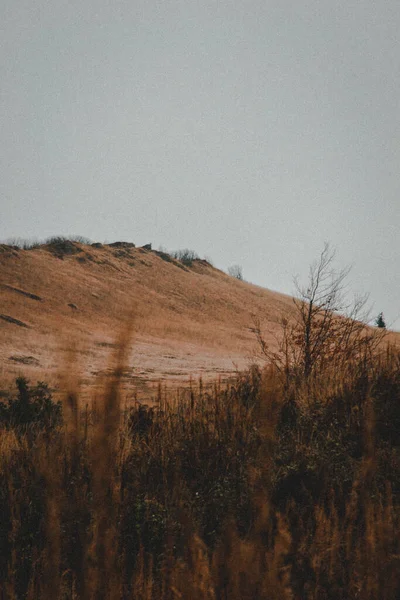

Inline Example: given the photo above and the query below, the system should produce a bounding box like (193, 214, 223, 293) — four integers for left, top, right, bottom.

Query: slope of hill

(0, 240, 294, 398)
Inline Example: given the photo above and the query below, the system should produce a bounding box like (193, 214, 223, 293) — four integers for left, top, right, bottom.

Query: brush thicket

(0, 342, 399, 599)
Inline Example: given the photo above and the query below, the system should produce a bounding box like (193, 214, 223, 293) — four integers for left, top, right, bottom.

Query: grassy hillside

(0, 239, 293, 397)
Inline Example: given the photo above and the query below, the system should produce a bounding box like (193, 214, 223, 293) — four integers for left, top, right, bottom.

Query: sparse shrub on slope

(228, 264, 243, 280)
(172, 248, 200, 266)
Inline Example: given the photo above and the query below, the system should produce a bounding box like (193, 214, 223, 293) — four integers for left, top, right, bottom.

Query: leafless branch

(253, 243, 387, 383)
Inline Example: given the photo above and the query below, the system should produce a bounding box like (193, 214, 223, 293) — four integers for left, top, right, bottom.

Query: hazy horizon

(1, 0, 399, 329)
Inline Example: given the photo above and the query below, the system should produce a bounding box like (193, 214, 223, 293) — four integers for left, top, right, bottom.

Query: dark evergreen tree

(375, 312, 386, 328)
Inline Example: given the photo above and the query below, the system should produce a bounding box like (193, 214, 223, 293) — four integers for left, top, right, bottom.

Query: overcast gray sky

(1, 0, 399, 329)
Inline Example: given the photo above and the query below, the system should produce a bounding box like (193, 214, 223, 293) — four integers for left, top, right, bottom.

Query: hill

(1, 240, 400, 599)
(0, 240, 294, 399)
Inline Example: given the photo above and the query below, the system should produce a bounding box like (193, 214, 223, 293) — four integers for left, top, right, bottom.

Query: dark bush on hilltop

(154, 249, 175, 264)
(171, 248, 199, 266)
(0, 377, 62, 430)
(44, 237, 82, 257)
(46, 235, 91, 245)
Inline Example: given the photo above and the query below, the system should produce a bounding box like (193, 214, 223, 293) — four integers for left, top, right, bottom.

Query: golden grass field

(0, 240, 296, 399)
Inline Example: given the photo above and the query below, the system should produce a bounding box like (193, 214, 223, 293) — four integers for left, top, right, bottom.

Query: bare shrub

(171, 248, 199, 266)
(228, 265, 243, 280)
(253, 243, 387, 383)
(3, 237, 41, 249)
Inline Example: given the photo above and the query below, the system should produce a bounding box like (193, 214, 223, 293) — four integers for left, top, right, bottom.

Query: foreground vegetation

(0, 338, 399, 599)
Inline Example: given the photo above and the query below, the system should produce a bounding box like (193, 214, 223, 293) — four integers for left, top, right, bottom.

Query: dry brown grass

(0, 242, 296, 396)
(1, 241, 399, 598)
(0, 337, 399, 599)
